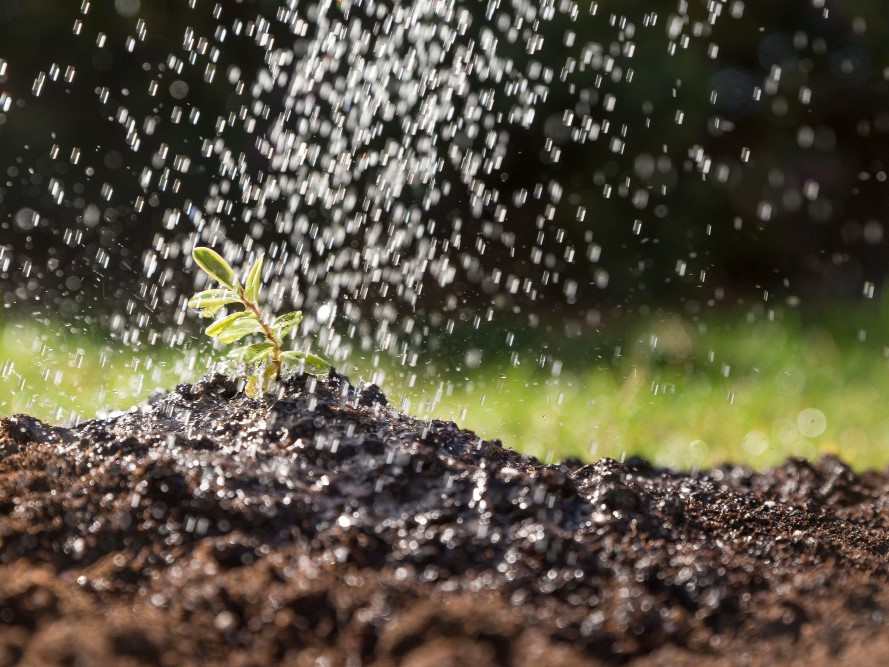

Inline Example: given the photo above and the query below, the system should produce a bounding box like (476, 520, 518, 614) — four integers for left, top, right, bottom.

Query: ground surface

(1, 371, 888, 666)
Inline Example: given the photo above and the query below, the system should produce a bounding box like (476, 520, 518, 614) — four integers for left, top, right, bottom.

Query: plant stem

(239, 291, 283, 377)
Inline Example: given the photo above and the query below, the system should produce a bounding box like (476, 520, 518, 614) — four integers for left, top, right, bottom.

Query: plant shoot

(188, 246, 329, 395)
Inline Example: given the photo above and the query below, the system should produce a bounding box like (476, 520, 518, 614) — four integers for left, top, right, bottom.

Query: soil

(1, 371, 888, 666)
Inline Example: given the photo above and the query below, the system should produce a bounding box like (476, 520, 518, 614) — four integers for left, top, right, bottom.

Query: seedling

(188, 246, 330, 396)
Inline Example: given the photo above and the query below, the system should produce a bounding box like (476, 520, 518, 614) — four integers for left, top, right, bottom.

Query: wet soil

(1, 371, 888, 666)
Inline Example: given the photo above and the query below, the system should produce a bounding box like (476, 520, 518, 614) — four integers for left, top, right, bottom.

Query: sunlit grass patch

(389, 312, 889, 471)
(3, 310, 889, 470)
(0, 318, 204, 423)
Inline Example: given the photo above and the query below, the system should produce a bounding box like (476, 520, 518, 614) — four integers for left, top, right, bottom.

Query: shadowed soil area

(1, 372, 888, 666)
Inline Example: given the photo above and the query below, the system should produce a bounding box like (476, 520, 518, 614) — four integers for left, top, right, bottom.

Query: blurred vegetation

(5, 306, 889, 471)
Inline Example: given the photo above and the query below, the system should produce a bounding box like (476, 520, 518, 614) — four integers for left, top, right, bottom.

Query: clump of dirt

(1, 371, 888, 666)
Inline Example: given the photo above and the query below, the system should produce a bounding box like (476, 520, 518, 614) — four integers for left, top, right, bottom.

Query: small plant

(188, 246, 330, 396)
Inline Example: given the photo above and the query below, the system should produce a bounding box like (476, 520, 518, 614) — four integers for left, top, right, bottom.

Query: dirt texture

(1, 371, 889, 666)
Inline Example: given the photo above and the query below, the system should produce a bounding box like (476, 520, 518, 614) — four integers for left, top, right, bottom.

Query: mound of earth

(1, 371, 888, 666)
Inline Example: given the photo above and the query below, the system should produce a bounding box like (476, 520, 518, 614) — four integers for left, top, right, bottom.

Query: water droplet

(14, 208, 38, 231)
(797, 408, 827, 437)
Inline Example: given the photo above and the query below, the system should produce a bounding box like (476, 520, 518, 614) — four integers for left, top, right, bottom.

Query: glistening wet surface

(1, 372, 888, 666)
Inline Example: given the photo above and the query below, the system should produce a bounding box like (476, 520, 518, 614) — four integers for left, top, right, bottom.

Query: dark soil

(2, 371, 889, 666)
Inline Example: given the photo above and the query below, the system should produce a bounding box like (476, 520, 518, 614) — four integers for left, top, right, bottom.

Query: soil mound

(1, 372, 888, 666)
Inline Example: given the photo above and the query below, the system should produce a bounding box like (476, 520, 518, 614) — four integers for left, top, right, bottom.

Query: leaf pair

(205, 311, 263, 343)
(188, 288, 239, 318)
(192, 246, 264, 300)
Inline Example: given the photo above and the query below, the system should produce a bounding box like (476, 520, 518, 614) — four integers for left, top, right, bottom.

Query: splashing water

(0, 1, 885, 462)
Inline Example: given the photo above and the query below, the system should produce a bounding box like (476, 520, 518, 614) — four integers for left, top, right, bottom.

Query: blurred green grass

(3, 308, 889, 470)
(0, 318, 206, 422)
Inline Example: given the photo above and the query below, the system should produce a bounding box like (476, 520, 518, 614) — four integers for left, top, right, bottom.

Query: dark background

(1, 0, 888, 327)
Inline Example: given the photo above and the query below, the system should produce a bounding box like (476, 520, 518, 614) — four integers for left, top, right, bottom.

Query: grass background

(3, 305, 889, 470)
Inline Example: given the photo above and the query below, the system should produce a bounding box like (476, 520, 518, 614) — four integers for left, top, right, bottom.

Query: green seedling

(188, 246, 330, 396)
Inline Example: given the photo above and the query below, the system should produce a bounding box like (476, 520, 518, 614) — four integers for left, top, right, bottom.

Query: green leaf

(281, 350, 330, 374)
(188, 289, 240, 317)
(215, 318, 265, 343)
(188, 289, 238, 308)
(227, 341, 274, 363)
(191, 303, 237, 318)
(244, 253, 264, 303)
(245, 374, 260, 397)
(272, 311, 303, 337)
(261, 364, 279, 392)
(193, 247, 236, 289)
(205, 310, 255, 337)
